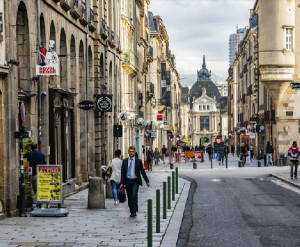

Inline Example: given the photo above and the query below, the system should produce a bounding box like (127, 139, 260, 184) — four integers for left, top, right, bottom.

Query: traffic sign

(213, 142, 225, 159)
(119, 112, 128, 122)
(215, 136, 222, 144)
(20, 102, 26, 122)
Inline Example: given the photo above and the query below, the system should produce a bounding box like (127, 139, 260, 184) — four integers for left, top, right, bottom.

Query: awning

(157, 106, 166, 112)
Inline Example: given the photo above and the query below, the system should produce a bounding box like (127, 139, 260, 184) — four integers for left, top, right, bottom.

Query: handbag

(144, 161, 149, 170)
(106, 166, 112, 177)
(118, 188, 126, 203)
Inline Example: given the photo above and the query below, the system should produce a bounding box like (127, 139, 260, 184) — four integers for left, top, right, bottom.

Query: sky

(148, 0, 256, 88)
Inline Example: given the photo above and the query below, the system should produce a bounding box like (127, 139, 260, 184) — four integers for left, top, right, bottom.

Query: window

(200, 116, 209, 131)
(285, 28, 293, 51)
(207, 105, 210, 111)
(203, 105, 206, 111)
(199, 105, 202, 111)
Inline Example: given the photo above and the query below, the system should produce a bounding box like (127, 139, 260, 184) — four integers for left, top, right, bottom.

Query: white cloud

(149, 0, 255, 87)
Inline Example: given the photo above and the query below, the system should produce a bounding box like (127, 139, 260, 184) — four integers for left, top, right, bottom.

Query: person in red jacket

(288, 141, 299, 179)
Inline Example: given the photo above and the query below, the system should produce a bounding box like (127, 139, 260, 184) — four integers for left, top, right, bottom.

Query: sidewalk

(0, 171, 190, 247)
(270, 167, 300, 189)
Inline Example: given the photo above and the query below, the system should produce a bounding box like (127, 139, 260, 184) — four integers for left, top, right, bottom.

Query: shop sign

(169, 125, 174, 131)
(77, 100, 95, 111)
(157, 114, 163, 123)
(164, 125, 169, 131)
(151, 131, 157, 138)
(250, 133, 256, 139)
(250, 117, 259, 123)
(161, 80, 166, 87)
(37, 165, 62, 203)
(95, 94, 113, 112)
(36, 40, 60, 76)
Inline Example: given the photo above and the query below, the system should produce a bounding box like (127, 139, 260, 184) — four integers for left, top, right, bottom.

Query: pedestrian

(236, 144, 240, 156)
(121, 146, 150, 217)
(240, 143, 247, 163)
(24, 143, 46, 196)
(231, 145, 235, 156)
(146, 148, 154, 171)
(266, 141, 274, 166)
(250, 144, 254, 162)
(161, 145, 167, 164)
(107, 149, 123, 205)
(206, 144, 212, 161)
(154, 148, 160, 165)
(288, 141, 299, 179)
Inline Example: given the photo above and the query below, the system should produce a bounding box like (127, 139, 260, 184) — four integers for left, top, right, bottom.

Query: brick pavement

(0, 172, 190, 247)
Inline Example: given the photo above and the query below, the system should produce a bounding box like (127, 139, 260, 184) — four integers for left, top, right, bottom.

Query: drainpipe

(113, 0, 118, 149)
(86, 0, 89, 174)
(36, 0, 42, 151)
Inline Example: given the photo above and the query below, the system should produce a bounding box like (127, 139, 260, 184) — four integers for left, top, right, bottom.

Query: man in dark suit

(121, 146, 150, 217)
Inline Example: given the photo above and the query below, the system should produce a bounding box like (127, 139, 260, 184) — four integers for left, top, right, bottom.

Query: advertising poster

(37, 165, 62, 203)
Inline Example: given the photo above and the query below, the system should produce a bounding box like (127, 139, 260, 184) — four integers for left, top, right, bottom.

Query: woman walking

(108, 149, 123, 205)
(146, 148, 154, 171)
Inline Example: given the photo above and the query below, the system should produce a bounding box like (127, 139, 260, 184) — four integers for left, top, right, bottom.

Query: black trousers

(125, 179, 139, 215)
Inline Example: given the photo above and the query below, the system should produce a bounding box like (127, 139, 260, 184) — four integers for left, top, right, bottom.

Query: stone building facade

(228, 0, 300, 160)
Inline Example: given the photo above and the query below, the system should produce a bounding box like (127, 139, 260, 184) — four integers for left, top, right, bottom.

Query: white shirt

(127, 157, 137, 179)
(109, 158, 123, 183)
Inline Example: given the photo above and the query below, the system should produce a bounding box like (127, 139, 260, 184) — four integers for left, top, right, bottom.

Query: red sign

(20, 103, 26, 122)
(215, 137, 222, 144)
(38, 166, 60, 173)
(157, 114, 163, 121)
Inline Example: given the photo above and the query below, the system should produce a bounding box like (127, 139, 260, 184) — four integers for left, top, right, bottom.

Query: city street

(173, 161, 300, 247)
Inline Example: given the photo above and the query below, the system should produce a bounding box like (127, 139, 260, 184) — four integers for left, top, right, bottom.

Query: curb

(271, 174, 300, 189)
(160, 180, 191, 247)
(64, 182, 89, 199)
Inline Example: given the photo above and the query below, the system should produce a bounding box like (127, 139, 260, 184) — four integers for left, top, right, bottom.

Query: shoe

(114, 200, 119, 205)
(130, 214, 135, 217)
(291, 177, 293, 179)
(134, 213, 137, 217)
(295, 177, 297, 179)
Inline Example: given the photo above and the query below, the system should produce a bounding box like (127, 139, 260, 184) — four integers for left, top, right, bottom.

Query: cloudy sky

(149, 0, 255, 88)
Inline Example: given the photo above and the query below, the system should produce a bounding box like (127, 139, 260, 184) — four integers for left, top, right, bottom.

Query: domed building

(189, 56, 226, 146)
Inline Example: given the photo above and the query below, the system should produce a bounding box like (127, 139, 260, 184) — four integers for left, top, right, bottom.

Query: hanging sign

(157, 114, 163, 123)
(151, 131, 157, 138)
(37, 165, 62, 203)
(291, 82, 300, 90)
(77, 100, 96, 111)
(20, 102, 26, 122)
(95, 94, 113, 112)
(36, 40, 60, 76)
(164, 125, 169, 131)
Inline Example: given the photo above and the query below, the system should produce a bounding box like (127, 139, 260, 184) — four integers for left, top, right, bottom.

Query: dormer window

(199, 105, 202, 111)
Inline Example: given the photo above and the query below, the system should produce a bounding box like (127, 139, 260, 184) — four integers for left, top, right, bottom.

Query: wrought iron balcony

(60, 0, 72, 11)
(147, 46, 153, 62)
(79, 0, 88, 26)
(122, 50, 139, 76)
(88, 8, 96, 32)
(100, 18, 107, 40)
(70, 0, 80, 19)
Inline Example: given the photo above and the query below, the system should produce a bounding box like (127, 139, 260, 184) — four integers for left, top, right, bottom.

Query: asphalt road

(177, 168, 300, 247)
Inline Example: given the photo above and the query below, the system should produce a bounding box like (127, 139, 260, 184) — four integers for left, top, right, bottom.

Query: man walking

(24, 143, 47, 195)
(121, 146, 150, 217)
(266, 141, 274, 166)
(288, 141, 299, 179)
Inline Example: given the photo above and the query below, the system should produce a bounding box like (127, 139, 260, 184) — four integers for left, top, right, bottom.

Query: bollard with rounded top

(193, 162, 197, 169)
(172, 172, 175, 201)
(170, 163, 174, 169)
(156, 189, 160, 233)
(258, 160, 261, 167)
(88, 177, 105, 209)
(163, 182, 167, 219)
(175, 167, 179, 194)
(147, 199, 153, 247)
(280, 158, 283, 167)
(167, 176, 171, 209)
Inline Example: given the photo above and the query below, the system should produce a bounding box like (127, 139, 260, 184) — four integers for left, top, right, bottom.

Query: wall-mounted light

(7, 60, 19, 66)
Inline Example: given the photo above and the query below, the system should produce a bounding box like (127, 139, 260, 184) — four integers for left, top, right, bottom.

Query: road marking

(272, 179, 300, 195)
(210, 178, 221, 182)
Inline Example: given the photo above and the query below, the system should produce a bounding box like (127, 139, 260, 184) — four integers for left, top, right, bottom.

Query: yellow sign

(169, 125, 174, 131)
(37, 165, 62, 202)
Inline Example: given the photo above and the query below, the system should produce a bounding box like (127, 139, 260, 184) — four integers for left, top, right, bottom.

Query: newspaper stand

(31, 165, 69, 217)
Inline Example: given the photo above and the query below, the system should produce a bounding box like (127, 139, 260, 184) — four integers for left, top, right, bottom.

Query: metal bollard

(172, 172, 175, 201)
(277, 158, 280, 167)
(175, 167, 179, 194)
(156, 190, 160, 233)
(167, 176, 171, 209)
(147, 199, 153, 247)
(170, 163, 174, 169)
(280, 158, 283, 167)
(258, 161, 261, 167)
(163, 182, 167, 219)
(193, 162, 197, 169)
